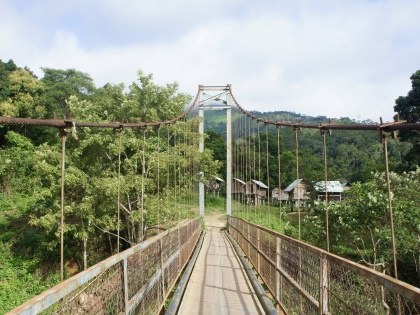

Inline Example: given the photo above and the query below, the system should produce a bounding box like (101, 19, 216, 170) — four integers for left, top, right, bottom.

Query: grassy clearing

(232, 199, 313, 239)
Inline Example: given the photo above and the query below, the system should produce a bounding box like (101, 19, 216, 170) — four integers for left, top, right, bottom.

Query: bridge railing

(228, 216, 420, 315)
(8, 218, 201, 315)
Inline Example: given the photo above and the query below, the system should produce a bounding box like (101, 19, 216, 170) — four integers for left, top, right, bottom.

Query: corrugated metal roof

(233, 178, 246, 185)
(284, 179, 304, 192)
(314, 181, 344, 193)
(251, 179, 268, 189)
(213, 176, 224, 182)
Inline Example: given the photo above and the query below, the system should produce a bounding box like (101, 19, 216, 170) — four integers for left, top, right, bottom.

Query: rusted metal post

(319, 253, 329, 315)
(276, 236, 281, 311)
(247, 221, 251, 258)
(160, 237, 165, 304)
(123, 255, 129, 315)
(60, 129, 67, 282)
(257, 228, 261, 275)
(178, 225, 182, 269)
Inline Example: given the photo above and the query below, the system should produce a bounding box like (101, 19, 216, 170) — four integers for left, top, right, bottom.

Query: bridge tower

(198, 85, 232, 217)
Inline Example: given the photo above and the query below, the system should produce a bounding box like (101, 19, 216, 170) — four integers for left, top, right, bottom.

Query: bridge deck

(178, 215, 264, 315)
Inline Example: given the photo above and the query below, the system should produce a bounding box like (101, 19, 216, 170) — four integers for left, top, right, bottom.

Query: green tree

(40, 68, 96, 118)
(0, 60, 12, 102)
(124, 70, 191, 122)
(205, 130, 226, 177)
(27, 70, 220, 272)
(0, 69, 45, 118)
(303, 169, 420, 285)
(394, 70, 420, 169)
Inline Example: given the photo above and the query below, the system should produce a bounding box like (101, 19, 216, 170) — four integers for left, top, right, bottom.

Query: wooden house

(271, 187, 289, 203)
(341, 182, 352, 199)
(284, 179, 310, 209)
(341, 182, 352, 191)
(232, 178, 246, 202)
(205, 176, 224, 197)
(314, 181, 344, 201)
(245, 179, 268, 206)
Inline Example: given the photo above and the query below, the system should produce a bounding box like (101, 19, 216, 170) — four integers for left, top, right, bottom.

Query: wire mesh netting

(41, 262, 125, 315)
(228, 216, 420, 315)
(15, 218, 200, 315)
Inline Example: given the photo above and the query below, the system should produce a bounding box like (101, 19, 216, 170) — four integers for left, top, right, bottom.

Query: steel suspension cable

(188, 122, 195, 215)
(277, 127, 283, 232)
(253, 119, 257, 216)
(173, 129, 178, 225)
(141, 128, 147, 242)
(236, 110, 241, 215)
(382, 134, 402, 313)
(182, 119, 186, 214)
(232, 110, 236, 215)
(167, 126, 171, 221)
(245, 117, 254, 220)
(60, 129, 66, 282)
(178, 124, 182, 221)
(294, 127, 301, 241)
(244, 115, 248, 217)
(117, 128, 123, 253)
(266, 123, 270, 228)
(322, 130, 330, 252)
(241, 112, 246, 215)
(383, 137, 399, 279)
(157, 126, 161, 229)
(257, 122, 262, 221)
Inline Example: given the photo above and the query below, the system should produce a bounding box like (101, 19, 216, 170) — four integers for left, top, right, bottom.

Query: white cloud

(1, 0, 419, 121)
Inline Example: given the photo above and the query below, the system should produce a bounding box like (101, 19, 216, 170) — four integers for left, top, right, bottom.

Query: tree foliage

(394, 70, 420, 169)
(303, 169, 420, 285)
(0, 64, 221, 312)
(0, 60, 419, 311)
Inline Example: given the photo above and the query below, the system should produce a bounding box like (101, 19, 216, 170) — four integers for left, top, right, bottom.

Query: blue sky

(1, 0, 420, 121)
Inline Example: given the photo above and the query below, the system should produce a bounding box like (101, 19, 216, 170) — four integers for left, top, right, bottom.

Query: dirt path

(178, 214, 264, 315)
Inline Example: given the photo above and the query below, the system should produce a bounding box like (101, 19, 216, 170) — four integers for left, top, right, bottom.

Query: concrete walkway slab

(178, 215, 264, 315)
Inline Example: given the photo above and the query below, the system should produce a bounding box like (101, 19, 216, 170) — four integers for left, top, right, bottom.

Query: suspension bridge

(1, 85, 420, 314)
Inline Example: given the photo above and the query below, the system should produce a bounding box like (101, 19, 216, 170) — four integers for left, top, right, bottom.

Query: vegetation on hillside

(0, 60, 221, 313)
(0, 58, 419, 311)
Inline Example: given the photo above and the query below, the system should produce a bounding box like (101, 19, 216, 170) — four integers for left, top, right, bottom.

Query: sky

(1, 0, 419, 122)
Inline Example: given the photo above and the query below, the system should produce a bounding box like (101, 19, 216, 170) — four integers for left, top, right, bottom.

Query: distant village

(206, 176, 352, 210)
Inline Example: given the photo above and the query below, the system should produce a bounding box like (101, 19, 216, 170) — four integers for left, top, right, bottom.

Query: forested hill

(203, 107, 413, 185)
(0, 59, 419, 312)
(203, 108, 376, 135)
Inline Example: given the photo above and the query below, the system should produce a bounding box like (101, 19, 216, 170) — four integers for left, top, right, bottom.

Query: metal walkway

(178, 215, 264, 315)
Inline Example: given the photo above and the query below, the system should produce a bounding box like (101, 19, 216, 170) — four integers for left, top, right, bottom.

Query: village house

(245, 179, 268, 206)
(232, 178, 246, 202)
(314, 181, 344, 201)
(271, 187, 289, 204)
(284, 179, 310, 210)
(205, 176, 224, 197)
(341, 182, 352, 199)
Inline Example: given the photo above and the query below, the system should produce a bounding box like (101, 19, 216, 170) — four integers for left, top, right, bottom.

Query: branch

(120, 203, 131, 215)
(90, 221, 135, 246)
(104, 152, 113, 162)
